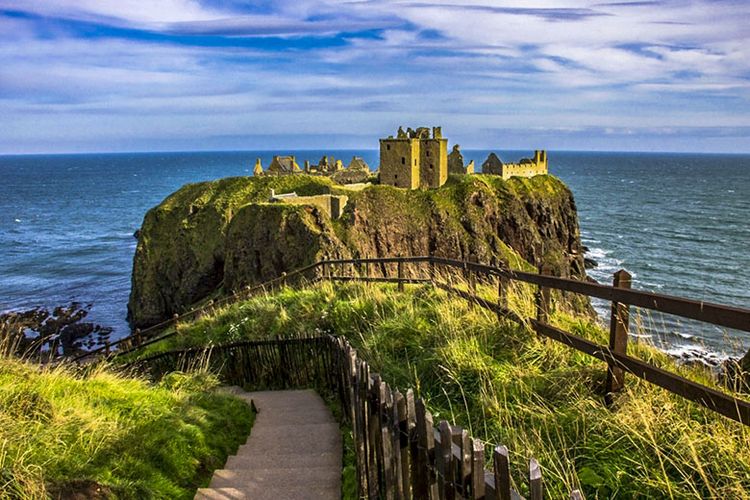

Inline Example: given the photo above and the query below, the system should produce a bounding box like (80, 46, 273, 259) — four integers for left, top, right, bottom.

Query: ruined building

(269, 189, 348, 219)
(253, 158, 264, 177)
(447, 145, 475, 175)
(265, 155, 302, 175)
(481, 150, 548, 179)
(331, 156, 371, 185)
(379, 126, 448, 189)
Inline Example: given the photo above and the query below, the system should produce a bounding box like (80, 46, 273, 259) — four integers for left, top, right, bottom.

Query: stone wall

(419, 138, 448, 188)
(379, 138, 420, 189)
(274, 194, 349, 219)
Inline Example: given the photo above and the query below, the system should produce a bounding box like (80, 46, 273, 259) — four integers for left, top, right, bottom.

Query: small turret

(253, 158, 263, 176)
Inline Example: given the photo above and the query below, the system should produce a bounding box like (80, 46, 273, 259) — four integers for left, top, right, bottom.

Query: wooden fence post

(605, 269, 632, 404)
(380, 383, 395, 500)
(493, 445, 511, 500)
(471, 438, 485, 499)
(370, 376, 383, 499)
(415, 400, 438, 499)
(498, 275, 509, 312)
(529, 458, 543, 500)
(468, 256, 477, 298)
(394, 391, 410, 499)
(407, 390, 420, 498)
(398, 259, 405, 292)
(457, 429, 470, 497)
(439, 421, 455, 500)
(536, 265, 551, 324)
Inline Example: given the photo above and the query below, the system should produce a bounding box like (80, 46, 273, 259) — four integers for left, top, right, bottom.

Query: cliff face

(128, 174, 588, 328)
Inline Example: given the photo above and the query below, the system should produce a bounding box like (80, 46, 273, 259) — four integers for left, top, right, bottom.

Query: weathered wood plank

(493, 445, 511, 500)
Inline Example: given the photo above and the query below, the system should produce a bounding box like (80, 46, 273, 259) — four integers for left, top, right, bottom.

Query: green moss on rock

(129, 174, 588, 327)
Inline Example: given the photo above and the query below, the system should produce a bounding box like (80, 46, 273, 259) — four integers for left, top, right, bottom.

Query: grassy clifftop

(126, 280, 750, 498)
(0, 358, 252, 498)
(129, 174, 587, 328)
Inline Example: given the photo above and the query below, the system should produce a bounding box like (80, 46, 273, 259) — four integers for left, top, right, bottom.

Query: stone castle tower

(379, 126, 448, 189)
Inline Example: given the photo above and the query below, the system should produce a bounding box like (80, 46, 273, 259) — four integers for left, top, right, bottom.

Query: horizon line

(2, 147, 750, 157)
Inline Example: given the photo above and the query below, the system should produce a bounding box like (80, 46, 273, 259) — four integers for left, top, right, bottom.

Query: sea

(0, 150, 748, 362)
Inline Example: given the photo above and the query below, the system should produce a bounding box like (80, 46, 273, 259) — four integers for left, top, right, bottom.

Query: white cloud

(1, 0, 749, 152)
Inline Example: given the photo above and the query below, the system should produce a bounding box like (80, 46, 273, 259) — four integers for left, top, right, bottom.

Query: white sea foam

(663, 344, 730, 368)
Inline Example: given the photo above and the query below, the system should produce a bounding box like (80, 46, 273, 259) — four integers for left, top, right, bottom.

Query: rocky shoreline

(0, 303, 112, 358)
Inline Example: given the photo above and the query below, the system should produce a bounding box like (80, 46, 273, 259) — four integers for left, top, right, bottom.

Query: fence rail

(127, 335, 559, 499)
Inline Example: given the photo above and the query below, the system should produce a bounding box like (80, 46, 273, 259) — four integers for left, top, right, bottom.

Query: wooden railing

(127, 335, 559, 499)
(101, 255, 750, 425)
(71, 262, 321, 362)
(321, 256, 750, 425)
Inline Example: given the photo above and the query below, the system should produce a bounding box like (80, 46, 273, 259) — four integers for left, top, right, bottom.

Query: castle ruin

(379, 126, 448, 189)
(253, 128, 547, 188)
(266, 155, 301, 175)
(269, 189, 348, 219)
(481, 150, 548, 179)
(447, 144, 475, 175)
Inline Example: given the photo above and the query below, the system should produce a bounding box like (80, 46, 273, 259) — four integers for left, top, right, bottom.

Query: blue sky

(1, 0, 749, 153)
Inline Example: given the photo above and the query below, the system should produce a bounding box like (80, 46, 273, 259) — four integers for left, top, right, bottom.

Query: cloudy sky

(1, 0, 749, 153)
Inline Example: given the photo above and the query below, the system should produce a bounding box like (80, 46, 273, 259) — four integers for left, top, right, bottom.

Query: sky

(1, 0, 749, 154)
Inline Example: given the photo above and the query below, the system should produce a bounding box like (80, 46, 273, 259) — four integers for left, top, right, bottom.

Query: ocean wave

(663, 344, 730, 367)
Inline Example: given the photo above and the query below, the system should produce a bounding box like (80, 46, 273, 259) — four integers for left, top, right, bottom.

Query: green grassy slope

(131, 280, 750, 498)
(0, 359, 253, 499)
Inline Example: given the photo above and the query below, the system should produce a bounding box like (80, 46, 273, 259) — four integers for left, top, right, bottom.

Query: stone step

(196, 485, 339, 499)
(224, 451, 340, 470)
(200, 388, 341, 499)
(244, 422, 339, 439)
(209, 466, 340, 488)
(251, 410, 335, 425)
(239, 434, 340, 456)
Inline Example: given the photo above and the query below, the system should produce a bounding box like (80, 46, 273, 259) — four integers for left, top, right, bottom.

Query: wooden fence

(127, 335, 562, 499)
(321, 256, 750, 426)
(96, 255, 750, 425)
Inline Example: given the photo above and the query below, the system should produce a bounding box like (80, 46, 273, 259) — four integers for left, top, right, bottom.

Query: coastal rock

(129, 174, 590, 328)
(0, 303, 111, 357)
(127, 175, 334, 327)
(223, 203, 348, 289)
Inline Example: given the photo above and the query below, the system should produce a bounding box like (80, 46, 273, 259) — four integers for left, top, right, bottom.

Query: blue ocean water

(0, 151, 748, 359)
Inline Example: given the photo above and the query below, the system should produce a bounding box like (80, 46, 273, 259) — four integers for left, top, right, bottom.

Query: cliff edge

(128, 174, 589, 328)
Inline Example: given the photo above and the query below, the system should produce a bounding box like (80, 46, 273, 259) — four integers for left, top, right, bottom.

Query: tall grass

(138, 278, 750, 498)
(0, 345, 253, 498)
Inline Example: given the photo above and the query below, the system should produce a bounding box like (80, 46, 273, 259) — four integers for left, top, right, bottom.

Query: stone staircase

(196, 388, 342, 499)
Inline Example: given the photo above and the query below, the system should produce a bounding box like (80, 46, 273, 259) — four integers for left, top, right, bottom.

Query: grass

(0, 357, 253, 499)
(130, 277, 750, 498)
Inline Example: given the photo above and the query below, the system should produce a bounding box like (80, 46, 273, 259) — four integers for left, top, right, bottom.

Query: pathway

(196, 388, 342, 500)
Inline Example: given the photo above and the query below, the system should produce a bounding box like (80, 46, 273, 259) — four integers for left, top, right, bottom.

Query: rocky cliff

(128, 174, 589, 328)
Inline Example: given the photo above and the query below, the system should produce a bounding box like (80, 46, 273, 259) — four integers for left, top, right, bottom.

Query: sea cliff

(128, 174, 589, 328)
